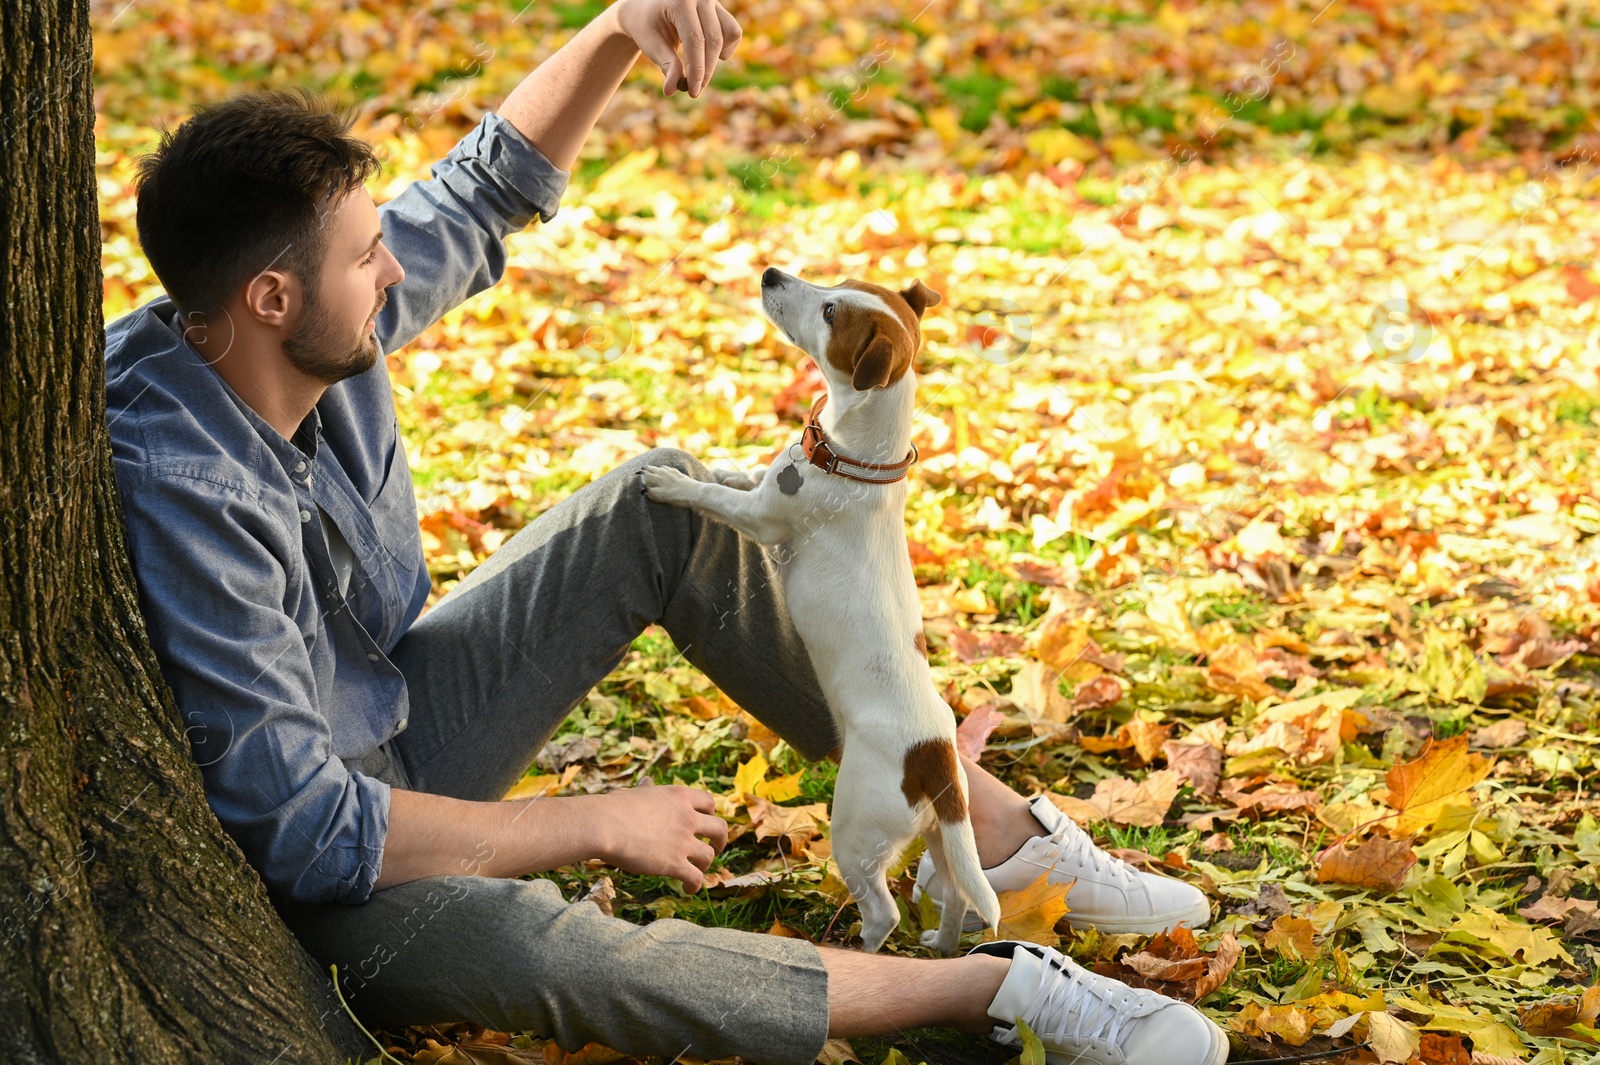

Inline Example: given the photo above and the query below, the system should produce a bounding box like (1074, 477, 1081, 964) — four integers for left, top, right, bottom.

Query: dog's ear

(900, 280, 942, 319)
(851, 332, 898, 391)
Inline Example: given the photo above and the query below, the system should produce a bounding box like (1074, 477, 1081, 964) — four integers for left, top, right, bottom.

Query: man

(104, 1, 1225, 1062)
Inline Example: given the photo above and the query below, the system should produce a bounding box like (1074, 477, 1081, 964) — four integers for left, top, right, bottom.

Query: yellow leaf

(733, 753, 770, 802)
(1363, 1012, 1421, 1063)
(756, 769, 804, 803)
(982, 871, 1072, 947)
(1383, 735, 1494, 837)
(1025, 128, 1098, 166)
(1263, 915, 1317, 960)
(502, 764, 580, 802)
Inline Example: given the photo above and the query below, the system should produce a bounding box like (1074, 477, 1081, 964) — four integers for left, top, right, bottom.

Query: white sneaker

(973, 940, 1228, 1065)
(913, 795, 1211, 935)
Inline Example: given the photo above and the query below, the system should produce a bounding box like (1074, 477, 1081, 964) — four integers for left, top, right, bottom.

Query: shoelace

(1040, 816, 1141, 888)
(1021, 947, 1167, 1052)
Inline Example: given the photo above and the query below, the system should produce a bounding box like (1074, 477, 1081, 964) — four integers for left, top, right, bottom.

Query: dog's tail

(902, 738, 1002, 931)
(939, 815, 1002, 932)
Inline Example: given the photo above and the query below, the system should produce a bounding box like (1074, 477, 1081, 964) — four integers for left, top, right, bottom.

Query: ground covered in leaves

(91, 0, 1600, 1062)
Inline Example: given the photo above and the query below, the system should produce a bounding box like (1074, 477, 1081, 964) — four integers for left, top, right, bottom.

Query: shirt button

(395, 718, 408, 732)
(366, 652, 380, 662)
(299, 509, 312, 523)
(294, 461, 307, 473)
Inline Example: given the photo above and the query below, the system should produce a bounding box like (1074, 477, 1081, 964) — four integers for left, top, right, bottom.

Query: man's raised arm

(373, 0, 740, 353)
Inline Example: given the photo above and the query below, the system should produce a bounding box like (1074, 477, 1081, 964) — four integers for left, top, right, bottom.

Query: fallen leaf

(1162, 739, 1222, 796)
(1047, 770, 1181, 827)
(579, 875, 616, 916)
(1517, 984, 1600, 1041)
(955, 701, 1006, 760)
(815, 1038, 859, 1065)
(1382, 736, 1494, 837)
(1469, 719, 1528, 750)
(1263, 915, 1317, 960)
(1316, 836, 1417, 891)
(746, 796, 829, 853)
(1096, 927, 1239, 1002)
(1072, 674, 1125, 712)
(1448, 906, 1572, 966)
(982, 871, 1073, 947)
(1206, 642, 1279, 700)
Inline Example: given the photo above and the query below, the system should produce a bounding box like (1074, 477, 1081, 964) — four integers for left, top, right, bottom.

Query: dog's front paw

(711, 467, 764, 491)
(640, 464, 698, 506)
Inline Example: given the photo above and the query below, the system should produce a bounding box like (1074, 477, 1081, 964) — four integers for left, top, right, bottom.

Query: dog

(641, 267, 1001, 954)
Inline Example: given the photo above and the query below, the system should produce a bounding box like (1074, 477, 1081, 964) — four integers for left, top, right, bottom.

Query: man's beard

(284, 289, 383, 385)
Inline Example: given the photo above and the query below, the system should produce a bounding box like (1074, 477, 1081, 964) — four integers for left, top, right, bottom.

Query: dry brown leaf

(1469, 719, 1528, 750)
(1073, 674, 1126, 712)
(1047, 770, 1181, 828)
(1316, 835, 1417, 891)
(1263, 915, 1317, 959)
(1161, 739, 1222, 796)
(579, 875, 616, 916)
(1220, 779, 1323, 813)
(1126, 719, 1173, 763)
(1097, 927, 1239, 1003)
(1517, 984, 1600, 1041)
(542, 1042, 629, 1065)
(746, 796, 829, 853)
(1206, 642, 1279, 700)
(955, 701, 1007, 760)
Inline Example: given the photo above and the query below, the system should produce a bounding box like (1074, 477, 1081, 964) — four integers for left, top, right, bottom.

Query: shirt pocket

(367, 433, 424, 573)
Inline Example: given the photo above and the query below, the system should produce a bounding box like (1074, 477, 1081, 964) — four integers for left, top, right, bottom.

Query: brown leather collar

(799, 393, 918, 484)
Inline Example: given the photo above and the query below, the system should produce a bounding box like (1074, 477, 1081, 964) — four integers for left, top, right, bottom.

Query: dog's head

(760, 268, 941, 392)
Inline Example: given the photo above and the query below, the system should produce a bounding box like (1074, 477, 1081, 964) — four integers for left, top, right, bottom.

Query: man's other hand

(595, 778, 730, 891)
(614, 0, 742, 99)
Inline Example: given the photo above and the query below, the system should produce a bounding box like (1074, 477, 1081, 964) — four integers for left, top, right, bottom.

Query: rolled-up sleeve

(375, 111, 570, 353)
(118, 470, 389, 905)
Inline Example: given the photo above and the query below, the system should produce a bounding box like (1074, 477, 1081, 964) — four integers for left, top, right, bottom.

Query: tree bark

(0, 2, 369, 1061)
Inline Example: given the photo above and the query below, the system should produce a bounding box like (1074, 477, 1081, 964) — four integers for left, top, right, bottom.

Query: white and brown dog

(642, 267, 1001, 954)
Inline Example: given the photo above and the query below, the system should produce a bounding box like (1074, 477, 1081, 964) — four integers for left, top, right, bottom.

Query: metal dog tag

(777, 463, 803, 495)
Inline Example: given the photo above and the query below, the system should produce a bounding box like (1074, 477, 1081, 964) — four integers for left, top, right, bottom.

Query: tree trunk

(1, 2, 369, 1061)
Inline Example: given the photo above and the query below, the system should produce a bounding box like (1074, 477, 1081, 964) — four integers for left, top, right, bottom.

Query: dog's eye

(823, 303, 836, 323)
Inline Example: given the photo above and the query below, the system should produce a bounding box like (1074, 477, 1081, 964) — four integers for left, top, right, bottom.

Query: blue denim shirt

(104, 113, 569, 905)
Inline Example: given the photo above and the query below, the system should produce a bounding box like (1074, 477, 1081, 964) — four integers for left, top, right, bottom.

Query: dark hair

(134, 88, 380, 317)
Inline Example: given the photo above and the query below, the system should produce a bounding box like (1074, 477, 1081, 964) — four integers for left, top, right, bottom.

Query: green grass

(551, 0, 607, 28)
(1192, 593, 1269, 629)
(938, 72, 1012, 133)
(1555, 392, 1600, 426)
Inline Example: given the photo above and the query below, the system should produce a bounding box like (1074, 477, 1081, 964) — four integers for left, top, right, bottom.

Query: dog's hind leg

(831, 755, 910, 953)
(918, 824, 971, 956)
(832, 822, 902, 953)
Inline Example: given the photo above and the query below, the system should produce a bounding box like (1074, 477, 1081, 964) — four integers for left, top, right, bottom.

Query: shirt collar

(155, 300, 324, 476)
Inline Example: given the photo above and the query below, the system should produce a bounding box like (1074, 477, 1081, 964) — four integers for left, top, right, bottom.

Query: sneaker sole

(1201, 1014, 1229, 1065)
(919, 890, 1213, 936)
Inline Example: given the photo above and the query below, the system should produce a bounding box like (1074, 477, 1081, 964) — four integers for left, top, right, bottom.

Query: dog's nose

(761, 267, 783, 288)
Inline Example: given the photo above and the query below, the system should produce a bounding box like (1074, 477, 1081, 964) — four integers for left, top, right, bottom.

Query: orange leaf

(982, 871, 1073, 947)
(1263, 915, 1317, 960)
(1382, 735, 1494, 836)
(1315, 835, 1416, 891)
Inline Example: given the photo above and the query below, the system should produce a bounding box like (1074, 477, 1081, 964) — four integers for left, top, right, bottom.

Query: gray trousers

(273, 448, 842, 1064)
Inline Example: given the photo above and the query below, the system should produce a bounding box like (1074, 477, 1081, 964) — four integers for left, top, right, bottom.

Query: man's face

(283, 187, 404, 384)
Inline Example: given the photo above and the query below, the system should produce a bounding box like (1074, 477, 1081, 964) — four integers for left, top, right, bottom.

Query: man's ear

(243, 269, 294, 328)
(900, 279, 942, 319)
(852, 332, 897, 391)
